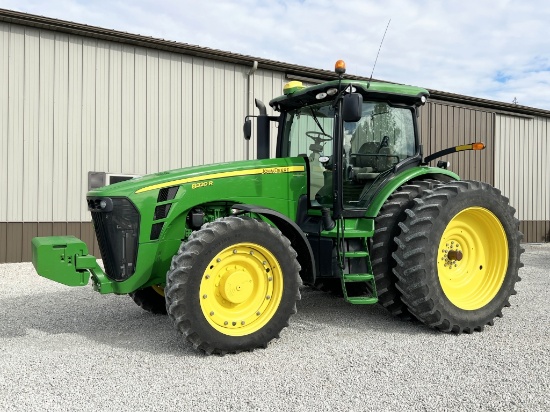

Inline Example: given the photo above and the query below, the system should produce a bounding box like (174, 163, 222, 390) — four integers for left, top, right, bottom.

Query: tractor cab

(277, 96, 418, 209)
(269, 61, 429, 218)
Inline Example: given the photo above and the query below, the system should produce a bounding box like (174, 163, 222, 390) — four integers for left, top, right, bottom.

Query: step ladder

(339, 236, 378, 305)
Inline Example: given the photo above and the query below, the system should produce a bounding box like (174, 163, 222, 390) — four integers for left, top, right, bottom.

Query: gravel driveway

(1, 244, 548, 411)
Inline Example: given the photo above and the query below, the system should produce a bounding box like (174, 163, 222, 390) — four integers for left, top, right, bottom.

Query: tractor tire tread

(371, 179, 443, 319)
(392, 180, 523, 333)
(165, 216, 301, 355)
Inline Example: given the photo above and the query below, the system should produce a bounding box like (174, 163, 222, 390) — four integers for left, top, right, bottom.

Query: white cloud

(2, 0, 549, 109)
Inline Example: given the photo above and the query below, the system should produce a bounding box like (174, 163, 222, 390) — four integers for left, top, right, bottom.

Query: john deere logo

(262, 167, 289, 174)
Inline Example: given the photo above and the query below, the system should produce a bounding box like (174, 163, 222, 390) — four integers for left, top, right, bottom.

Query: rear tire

(371, 180, 441, 319)
(393, 180, 523, 333)
(129, 286, 167, 315)
(165, 216, 301, 355)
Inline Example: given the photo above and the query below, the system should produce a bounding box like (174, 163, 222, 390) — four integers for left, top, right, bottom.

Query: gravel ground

(1, 244, 549, 412)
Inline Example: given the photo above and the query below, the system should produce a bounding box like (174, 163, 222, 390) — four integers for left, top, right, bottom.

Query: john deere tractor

(32, 61, 523, 355)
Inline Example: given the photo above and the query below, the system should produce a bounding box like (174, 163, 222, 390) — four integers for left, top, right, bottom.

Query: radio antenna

(367, 19, 391, 89)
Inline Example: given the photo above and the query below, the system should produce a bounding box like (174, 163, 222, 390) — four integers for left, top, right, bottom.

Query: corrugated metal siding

(495, 115, 550, 242)
(0, 25, 7, 223)
(0, 21, 250, 224)
(418, 101, 494, 184)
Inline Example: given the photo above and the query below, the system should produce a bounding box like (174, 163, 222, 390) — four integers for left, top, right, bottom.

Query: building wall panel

(146, 49, 160, 172)
(52, 34, 70, 222)
(95, 41, 110, 176)
(121, 45, 136, 174)
(180, 55, 194, 168)
(7, 25, 24, 222)
(169, 54, 182, 169)
(67, 36, 84, 221)
(212, 60, 226, 165)
(21, 222, 38, 263)
(0, 223, 6, 262)
(191, 57, 205, 166)
(6, 222, 23, 263)
(22, 28, 40, 222)
(134, 48, 148, 175)
(0, 24, 8, 222)
(158, 51, 172, 171)
(202, 60, 215, 166)
(108, 43, 123, 174)
(81, 38, 98, 220)
(495, 114, 550, 242)
(419, 101, 494, 184)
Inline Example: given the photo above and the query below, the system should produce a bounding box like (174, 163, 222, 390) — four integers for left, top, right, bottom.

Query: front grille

(89, 197, 140, 281)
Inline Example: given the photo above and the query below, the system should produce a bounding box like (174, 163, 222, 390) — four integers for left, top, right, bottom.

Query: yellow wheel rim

(151, 285, 165, 297)
(437, 207, 508, 310)
(199, 242, 283, 336)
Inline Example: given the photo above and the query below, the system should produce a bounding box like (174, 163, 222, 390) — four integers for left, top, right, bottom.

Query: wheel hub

(447, 250, 463, 261)
(441, 242, 463, 269)
(219, 268, 253, 304)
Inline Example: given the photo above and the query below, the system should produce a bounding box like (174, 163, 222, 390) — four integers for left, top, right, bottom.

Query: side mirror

(342, 93, 363, 122)
(243, 118, 252, 141)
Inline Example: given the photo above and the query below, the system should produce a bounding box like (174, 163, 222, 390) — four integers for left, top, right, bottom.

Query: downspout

(245, 61, 259, 160)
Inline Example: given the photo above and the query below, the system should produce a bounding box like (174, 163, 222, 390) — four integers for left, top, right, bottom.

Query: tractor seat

(349, 142, 380, 181)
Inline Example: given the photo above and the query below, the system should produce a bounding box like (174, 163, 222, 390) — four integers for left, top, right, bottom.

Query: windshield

(281, 100, 415, 208)
(346, 102, 415, 168)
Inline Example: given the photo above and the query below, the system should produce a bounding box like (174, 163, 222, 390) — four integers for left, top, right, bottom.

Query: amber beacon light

(335, 60, 346, 75)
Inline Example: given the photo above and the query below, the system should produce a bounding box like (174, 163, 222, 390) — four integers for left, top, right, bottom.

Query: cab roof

(270, 79, 429, 110)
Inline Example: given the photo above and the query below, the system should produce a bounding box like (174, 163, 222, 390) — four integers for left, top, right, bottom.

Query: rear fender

(365, 168, 459, 218)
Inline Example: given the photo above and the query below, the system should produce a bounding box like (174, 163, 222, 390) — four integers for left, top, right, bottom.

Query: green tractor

(32, 61, 523, 355)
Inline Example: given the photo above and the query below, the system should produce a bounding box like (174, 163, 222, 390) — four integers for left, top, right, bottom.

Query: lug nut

(217, 258, 221, 262)
(241, 321, 245, 325)
(266, 295, 271, 300)
(224, 321, 228, 325)
(210, 311, 214, 316)
(256, 311, 261, 316)
(202, 294, 208, 299)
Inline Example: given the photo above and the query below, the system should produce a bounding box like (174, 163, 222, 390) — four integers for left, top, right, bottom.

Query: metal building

(0, 9, 548, 262)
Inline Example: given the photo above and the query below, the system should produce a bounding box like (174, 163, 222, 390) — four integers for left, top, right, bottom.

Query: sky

(2, 0, 550, 110)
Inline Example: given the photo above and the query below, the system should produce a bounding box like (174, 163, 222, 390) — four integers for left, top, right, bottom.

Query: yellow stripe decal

(135, 165, 305, 194)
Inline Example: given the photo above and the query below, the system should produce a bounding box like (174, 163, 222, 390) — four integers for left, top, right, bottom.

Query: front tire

(393, 180, 523, 333)
(129, 286, 167, 315)
(165, 216, 301, 354)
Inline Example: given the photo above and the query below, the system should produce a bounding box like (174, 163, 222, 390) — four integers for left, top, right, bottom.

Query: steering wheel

(306, 131, 332, 142)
